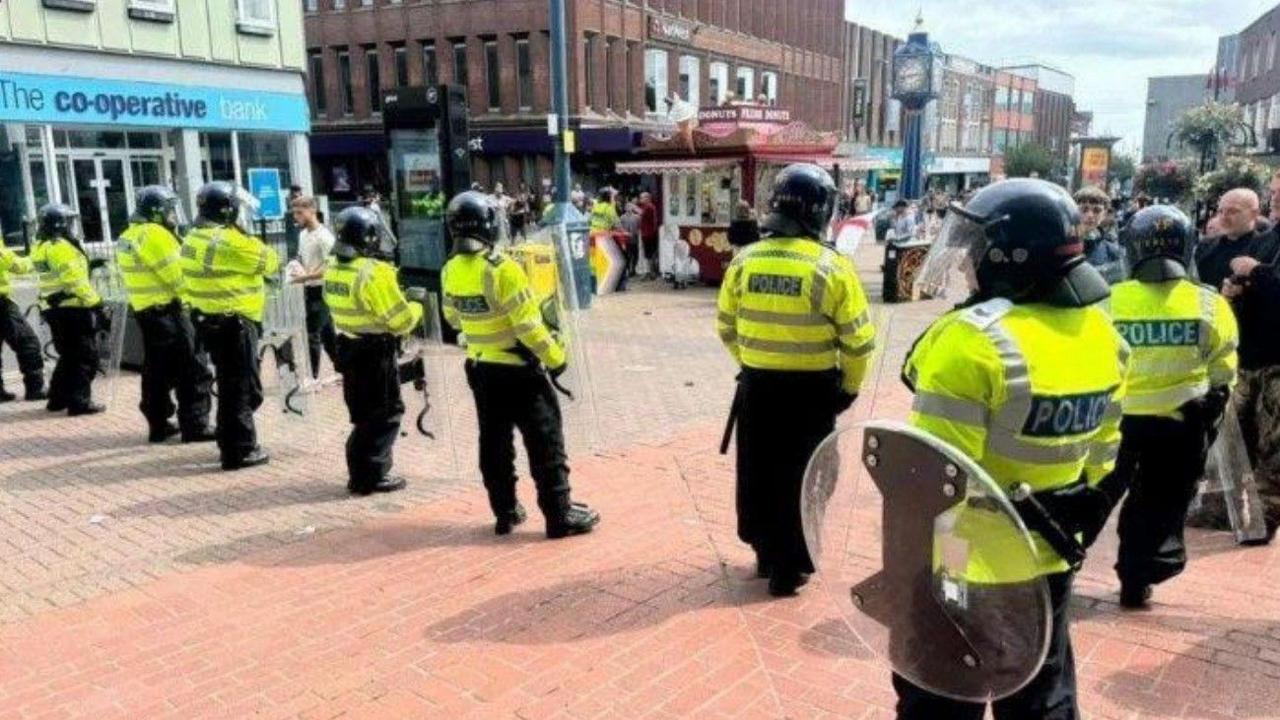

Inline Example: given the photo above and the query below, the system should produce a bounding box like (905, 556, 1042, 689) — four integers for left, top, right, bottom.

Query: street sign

(247, 167, 284, 220)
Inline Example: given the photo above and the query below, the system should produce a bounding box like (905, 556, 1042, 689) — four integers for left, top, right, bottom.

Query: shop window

(453, 41, 469, 88)
(309, 51, 327, 116)
(422, 42, 438, 87)
(485, 39, 501, 111)
(240, 133, 293, 191)
(126, 132, 162, 149)
(393, 44, 409, 88)
(202, 133, 236, 183)
(735, 67, 754, 101)
(366, 47, 382, 114)
(236, 0, 276, 35)
(128, 0, 175, 22)
(761, 71, 778, 106)
(338, 50, 354, 116)
(516, 37, 534, 110)
(709, 61, 728, 105)
(644, 49, 668, 116)
(68, 130, 126, 149)
(678, 55, 700, 107)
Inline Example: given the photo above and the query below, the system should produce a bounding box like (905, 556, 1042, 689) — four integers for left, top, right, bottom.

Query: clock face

(896, 57, 929, 94)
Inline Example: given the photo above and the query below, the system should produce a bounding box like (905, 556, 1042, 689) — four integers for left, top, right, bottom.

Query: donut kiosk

(615, 104, 843, 285)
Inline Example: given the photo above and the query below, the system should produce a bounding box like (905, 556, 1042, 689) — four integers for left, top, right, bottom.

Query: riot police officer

(323, 206, 422, 495)
(1109, 206, 1238, 608)
(441, 191, 600, 538)
(0, 243, 46, 402)
(899, 179, 1129, 718)
(716, 163, 876, 597)
(180, 182, 279, 471)
(31, 204, 105, 416)
(119, 185, 215, 443)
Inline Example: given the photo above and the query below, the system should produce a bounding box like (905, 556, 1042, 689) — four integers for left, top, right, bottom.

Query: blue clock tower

(892, 16, 940, 201)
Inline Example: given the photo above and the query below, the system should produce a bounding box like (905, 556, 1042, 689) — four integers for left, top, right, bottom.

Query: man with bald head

(1198, 187, 1280, 544)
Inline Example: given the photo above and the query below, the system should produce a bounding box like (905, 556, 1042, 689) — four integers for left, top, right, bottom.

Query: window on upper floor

(761, 71, 778, 106)
(645, 49, 669, 116)
(237, 0, 275, 35)
(308, 50, 327, 116)
(709, 61, 729, 105)
(43, 0, 96, 11)
(128, 0, 175, 21)
(393, 44, 409, 88)
(422, 43, 438, 87)
(453, 41, 469, 88)
(334, 0, 346, 9)
(516, 37, 534, 110)
(484, 39, 501, 111)
(303, 0, 318, 12)
(678, 55, 700, 107)
(337, 50, 354, 116)
(366, 47, 382, 113)
(735, 66, 754, 101)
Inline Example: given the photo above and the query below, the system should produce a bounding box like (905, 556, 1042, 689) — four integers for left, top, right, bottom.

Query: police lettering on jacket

(1022, 390, 1115, 438)
(1114, 319, 1200, 347)
(747, 273, 803, 297)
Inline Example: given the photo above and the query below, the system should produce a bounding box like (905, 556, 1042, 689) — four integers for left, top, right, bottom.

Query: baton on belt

(719, 382, 743, 455)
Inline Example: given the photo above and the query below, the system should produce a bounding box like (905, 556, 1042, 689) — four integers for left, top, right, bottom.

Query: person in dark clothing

(1196, 188, 1280, 543)
(637, 191, 659, 279)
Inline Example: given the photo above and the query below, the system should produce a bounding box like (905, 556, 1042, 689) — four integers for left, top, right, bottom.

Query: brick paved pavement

(2, 245, 1279, 719)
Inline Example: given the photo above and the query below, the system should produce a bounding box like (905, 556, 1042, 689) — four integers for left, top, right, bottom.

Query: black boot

(181, 426, 217, 443)
(754, 548, 771, 579)
(348, 474, 407, 496)
(68, 403, 105, 416)
(149, 422, 181, 443)
(0, 386, 15, 403)
(496, 503, 528, 536)
(768, 570, 810, 598)
(1119, 582, 1152, 610)
(222, 446, 270, 471)
(23, 375, 46, 402)
(546, 501, 600, 539)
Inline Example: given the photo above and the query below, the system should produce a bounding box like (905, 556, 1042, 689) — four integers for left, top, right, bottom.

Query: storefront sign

(1080, 146, 1111, 188)
(648, 16, 698, 45)
(248, 168, 284, 220)
(697, 105, 791, 125)
(0, 70, 309, 132)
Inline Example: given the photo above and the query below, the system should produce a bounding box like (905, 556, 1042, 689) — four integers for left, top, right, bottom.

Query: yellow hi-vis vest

(323, 256, 423, 337)
(716, 237, 876, 393)
(0, 245, 34, 298)
(441, 249, 566, 369)
(1107, 279, 1238, 417)
(118, 222, 185, 312)
(904, 298, 1130, 582)
(178, 225, 279, 322)
(30, 237, 101, 309)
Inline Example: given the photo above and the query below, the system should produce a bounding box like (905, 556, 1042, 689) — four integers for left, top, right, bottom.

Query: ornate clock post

(892, 17, 939, 201)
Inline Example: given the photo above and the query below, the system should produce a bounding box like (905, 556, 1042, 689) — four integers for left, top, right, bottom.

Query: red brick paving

(3, 246, 1279, 719)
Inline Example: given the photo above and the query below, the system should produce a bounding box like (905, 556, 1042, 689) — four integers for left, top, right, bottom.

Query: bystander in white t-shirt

(297, 224, 336, 288)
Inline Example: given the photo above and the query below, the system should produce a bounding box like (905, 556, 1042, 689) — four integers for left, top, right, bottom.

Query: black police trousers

(45, 306, 99, 412)
(465, 361, 572, 521)
(893, 572, 1079, 720)
(735, 368, 839, 578)
(304, 286, 338, 379)
(136, 301, 213, 435)
(0, 295, 44, 394)
(194, 313, 262, 463)
(1114, 414, 1211, 587)
(337, 334, 404, 489)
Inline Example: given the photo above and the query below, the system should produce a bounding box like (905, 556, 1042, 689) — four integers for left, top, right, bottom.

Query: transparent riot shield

(0, 277, 52, 391)
(802, 420, 1052, 703)
(258, 281, 315, 433)
(1203, 403, 1269, 543)
(93, 297, 129, 410)
(400, 292, 460, 478)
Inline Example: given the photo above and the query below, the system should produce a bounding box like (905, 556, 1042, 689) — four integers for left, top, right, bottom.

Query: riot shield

(90, 261, 130, 412)
(1203, 403, 1269, 543)
(802, 420, 1052, 703)
(400, 291, 460, 478)
(257, 281, 315, 433)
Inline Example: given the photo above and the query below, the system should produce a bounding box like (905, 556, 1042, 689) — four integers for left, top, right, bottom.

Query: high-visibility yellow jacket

(1107, 279, 1237, 417)
(589, 200, 619, 233)
(442, 249, 566, 369)
(31, 237, 101, 309)
(0, 245, 34, 298)
(904, 298, 1129, 582)
(178, 224, 279, 322)
(323, 256, 423, 337)
(716, 237, 875, 393)
(118, 222, 185, 312)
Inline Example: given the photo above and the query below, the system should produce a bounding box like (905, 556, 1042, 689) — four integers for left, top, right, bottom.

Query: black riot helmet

(760, 163, 838, 241)
(37, 203, 83, 244)
(195, 181, 241, 227)
(917, 178, 1109, 307)
(134, 185, 183, 231)
(333, 206, 397, 261)
(1121, 205, 1194, 282)
(446, 190, 499, 254)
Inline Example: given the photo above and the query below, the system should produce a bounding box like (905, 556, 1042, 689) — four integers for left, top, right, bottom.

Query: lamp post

(891, 16, 940, 201)
(544, 0, 592, 308)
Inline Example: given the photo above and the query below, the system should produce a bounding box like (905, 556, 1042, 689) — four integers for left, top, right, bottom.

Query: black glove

(549, 362, 568, 380)
(834, 391, 857, 414)
(1033, 480, 1118, 550)
(1177, 386, 1230, 433)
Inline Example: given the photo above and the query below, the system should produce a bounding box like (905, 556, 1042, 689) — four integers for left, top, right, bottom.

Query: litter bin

(881, 236, 933, 303)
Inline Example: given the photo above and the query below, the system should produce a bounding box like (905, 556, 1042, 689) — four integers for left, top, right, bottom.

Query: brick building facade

(303, 0, 846, 201)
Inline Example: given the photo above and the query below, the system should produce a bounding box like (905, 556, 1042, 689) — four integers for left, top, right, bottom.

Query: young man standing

(289, 196, 339, 378)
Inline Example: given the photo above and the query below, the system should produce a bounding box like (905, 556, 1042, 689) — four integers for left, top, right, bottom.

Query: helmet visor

(912, 203, 988, 302)
(233, 186, 259, 235)
(374, 221, 399, 259)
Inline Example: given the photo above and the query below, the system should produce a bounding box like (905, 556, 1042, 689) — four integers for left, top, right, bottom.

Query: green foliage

(1173, 102, 1245, 155)
(1003, 141, 1056, 179)
(1108, 154, 1137, 187)
(1133, 161, 1197, 202)
(410, 192, 446, 218)
(1194, 156, 1270, 206)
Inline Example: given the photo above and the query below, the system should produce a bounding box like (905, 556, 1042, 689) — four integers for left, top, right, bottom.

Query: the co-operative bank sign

(0, 70, 309, 133)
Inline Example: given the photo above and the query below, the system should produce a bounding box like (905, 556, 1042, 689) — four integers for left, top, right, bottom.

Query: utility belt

(43, 291, 72, 309)
(968, 479, 1098, 569)
(134, 299, 183, 320)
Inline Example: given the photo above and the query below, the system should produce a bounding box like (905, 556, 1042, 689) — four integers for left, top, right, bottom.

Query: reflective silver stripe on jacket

(185, 286, 260, 300)
(1197, 286, 1216, 358)
(1122, 381, 1210, 415)
(912, 391, 988, 426)
(736, 336, 837, 355)
(735, 307, 829, 326)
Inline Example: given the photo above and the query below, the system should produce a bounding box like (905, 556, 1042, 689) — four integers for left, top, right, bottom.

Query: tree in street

(1003, 142, 1057, 180)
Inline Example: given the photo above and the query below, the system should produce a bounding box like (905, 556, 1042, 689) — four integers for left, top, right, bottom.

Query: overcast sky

(844, 0, 1275, 158)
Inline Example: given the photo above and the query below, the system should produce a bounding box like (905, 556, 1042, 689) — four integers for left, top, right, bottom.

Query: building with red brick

(303, 0, 847, 203)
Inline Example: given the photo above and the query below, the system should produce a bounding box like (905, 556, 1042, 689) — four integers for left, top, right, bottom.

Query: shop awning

(758, 154, 892, 172)
(614, 158, 739, 175)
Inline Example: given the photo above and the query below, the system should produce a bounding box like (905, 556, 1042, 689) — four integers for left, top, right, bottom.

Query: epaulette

(957, 297, 1013, 330)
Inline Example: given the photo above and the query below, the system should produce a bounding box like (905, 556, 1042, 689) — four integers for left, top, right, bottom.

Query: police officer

(323, 207, 421, 495)
(180, 182, 278, 471)
(716, 163, 876, 597)
(0, 243, 46, 402)
(442, 190, 600, 538)
(119, 186, 216, 443)
(1109, 206, 1238, 608)
(31, 204, 105, 416)
(899, 179, 1129, 718)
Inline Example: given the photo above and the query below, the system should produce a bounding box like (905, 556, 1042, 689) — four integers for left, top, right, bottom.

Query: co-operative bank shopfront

(0, 0, 309, 246)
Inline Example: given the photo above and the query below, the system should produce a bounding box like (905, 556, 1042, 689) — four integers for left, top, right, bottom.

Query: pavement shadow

(424, 562, 766, 645)
(0, 431, 144, 459)
(2, 452, 219, 489)
(0, 406, 67, 423)
(799, 617, 875, 660)
(114, 482, 350, 518)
